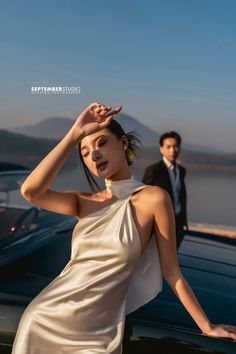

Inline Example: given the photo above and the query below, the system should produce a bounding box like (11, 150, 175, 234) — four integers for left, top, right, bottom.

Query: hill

(0, 130, 77, 170)
(1, 129, 236, 174)
(9, 114, 160, 147)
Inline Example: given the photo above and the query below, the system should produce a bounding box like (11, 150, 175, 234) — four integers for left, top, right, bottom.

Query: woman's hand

(72, 102, 122, 142)
(202, 323, 236, 341)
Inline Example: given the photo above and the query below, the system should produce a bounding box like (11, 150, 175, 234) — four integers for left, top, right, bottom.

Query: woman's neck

(104, 171, 132, 185)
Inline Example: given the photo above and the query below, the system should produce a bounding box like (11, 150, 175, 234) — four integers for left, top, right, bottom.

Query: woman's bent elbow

(20, 187, 35, 202)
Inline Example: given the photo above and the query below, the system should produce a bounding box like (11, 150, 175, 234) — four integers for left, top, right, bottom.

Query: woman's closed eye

(82, 151, 89, 158)
(97, 139, 107, 147)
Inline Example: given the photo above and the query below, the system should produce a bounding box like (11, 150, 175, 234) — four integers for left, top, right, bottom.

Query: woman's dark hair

(78, 119, 142, 191)
(159, 131, 182, 147)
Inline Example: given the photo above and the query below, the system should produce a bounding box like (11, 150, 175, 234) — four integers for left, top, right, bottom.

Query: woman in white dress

(12, 102, 236, 354)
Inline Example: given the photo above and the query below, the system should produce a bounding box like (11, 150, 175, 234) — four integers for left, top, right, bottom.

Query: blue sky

(0, 0, 236, 152)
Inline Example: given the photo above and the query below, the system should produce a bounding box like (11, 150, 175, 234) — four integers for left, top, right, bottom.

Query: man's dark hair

(159, 131, 182, 147)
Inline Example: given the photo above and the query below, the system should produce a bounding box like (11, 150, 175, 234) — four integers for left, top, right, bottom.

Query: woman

(12, 102, 236, 354)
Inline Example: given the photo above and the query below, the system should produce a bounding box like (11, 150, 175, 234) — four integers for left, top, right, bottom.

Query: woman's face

(80, 128, 128, 179)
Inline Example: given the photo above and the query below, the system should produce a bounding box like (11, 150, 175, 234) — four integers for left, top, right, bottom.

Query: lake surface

(52, 166, 236, 228)
(186, 170, 236, 227)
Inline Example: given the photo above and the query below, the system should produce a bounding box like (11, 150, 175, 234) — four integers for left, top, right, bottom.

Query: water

(186, 170, 236, 227)
(52, 166, 236, 228)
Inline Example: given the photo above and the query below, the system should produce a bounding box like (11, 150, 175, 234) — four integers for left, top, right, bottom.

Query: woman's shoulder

(75, 189, 106, 202)
(141, 184, 168, 196)
(139, 184, 171, 205)
(131, 185, 171, 217)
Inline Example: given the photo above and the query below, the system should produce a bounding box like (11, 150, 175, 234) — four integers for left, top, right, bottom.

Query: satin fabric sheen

(11, 177, 162, 354)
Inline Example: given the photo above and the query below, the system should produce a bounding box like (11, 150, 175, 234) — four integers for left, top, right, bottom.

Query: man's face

(160, 137, 180, 163)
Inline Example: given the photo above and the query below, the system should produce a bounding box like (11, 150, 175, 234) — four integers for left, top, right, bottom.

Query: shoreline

(189, 222, 236, 239)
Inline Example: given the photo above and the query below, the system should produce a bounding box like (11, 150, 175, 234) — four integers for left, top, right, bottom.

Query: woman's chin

(96, 167, 111, 179)
(93, 162, 120, 180)
(97, 168, 116, 180)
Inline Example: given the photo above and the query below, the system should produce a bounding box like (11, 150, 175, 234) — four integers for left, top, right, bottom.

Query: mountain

(9, 117, 74, 140)
(1, 130, 236, 174)
(9, 114, 160, 147)
(9, 114, 226, 154)
(0, 129, 78, 170)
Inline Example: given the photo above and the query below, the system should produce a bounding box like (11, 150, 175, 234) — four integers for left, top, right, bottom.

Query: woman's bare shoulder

(138, 185, 171, 209)
(141, 185, 169, 199)
(137, 186, 171, 216)
(75, 189, 106, 201)
(75, 189, 111, 214)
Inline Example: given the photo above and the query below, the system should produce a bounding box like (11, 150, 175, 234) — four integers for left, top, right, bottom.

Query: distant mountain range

(9, 114, 160, 147)
(7, 114, 225, 153)
(1, 123, 236, 174)
(0, 129, 78, 171)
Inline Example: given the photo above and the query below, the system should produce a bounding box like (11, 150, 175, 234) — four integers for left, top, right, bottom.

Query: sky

(0, 0, 236, 153)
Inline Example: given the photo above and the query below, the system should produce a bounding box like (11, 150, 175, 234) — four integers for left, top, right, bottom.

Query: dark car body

(124, 231, 236, 353)
(0, 162, 235, 353)
(0, 162, 77, 353)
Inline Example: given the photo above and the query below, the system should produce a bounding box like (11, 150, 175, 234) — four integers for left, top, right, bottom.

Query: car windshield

(0, 171, 38, 241)
(0, 171, 31, 208)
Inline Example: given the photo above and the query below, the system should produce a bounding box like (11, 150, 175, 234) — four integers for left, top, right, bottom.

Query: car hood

(130, 232, 236, 327)
(0, 212, 77, 267)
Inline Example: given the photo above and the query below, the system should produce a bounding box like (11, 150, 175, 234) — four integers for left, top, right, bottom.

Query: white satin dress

(11, 177, 162, 354)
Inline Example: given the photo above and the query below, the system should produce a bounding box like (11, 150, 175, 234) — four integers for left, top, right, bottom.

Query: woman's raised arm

(150, 186, 236, 340)
(20, 102, 122, 216)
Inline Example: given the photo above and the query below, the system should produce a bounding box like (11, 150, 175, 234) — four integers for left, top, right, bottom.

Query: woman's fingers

(92, 107, 111, 124)
(86, 103, 122, 127)
(89, 103, 108, 115)
(226, 325, 236, 332)
(204, 324, 236, 340)
(93, 105, 122, 119)
(225, 325, 236, 340)
(224, 329, 236, 340)
(89, 103, 122, 116)
(96, 106, 112, 117)
(89, 102, 103, 110)
(105, 105, 123, 118)
(99, 115, 115, 128)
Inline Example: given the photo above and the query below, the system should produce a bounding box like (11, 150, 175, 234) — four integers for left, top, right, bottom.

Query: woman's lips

(96, 161, 108, 171)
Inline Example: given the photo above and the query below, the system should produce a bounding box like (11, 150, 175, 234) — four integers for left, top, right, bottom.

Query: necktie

(173, 163, 177, 180)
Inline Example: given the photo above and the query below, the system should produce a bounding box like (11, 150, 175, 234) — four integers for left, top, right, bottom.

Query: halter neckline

(105, 175, 144, 198)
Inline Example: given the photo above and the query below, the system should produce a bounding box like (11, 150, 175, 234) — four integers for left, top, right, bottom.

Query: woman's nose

(91, 150, 102, 161)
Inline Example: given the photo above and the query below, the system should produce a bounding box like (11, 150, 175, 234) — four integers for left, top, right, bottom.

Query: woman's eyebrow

(80, 135, 107, 150)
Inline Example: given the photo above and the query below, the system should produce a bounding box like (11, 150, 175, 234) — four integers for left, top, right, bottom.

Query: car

(0, 162, 235, 353)
(124, 230, 236, 353)
(0, 162, 77, 353)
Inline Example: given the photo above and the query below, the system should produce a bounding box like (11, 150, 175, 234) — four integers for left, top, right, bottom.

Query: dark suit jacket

(142, 160, 188, 227)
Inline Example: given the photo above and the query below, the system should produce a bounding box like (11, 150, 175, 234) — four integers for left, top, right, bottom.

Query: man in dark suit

(142, 131, 188, 248)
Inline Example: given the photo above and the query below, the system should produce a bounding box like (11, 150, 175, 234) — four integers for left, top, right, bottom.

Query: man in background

(142, 131, 188, 248)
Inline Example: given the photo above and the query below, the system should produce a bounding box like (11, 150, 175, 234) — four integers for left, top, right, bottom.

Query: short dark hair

(78, 119, 142, 191)
(159, 131, 182, 147)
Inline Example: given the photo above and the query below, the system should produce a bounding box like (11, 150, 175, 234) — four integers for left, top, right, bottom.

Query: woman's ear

(121, 135, 129, 150)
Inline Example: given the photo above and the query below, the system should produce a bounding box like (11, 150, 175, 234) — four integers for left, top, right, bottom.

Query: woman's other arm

(150, 187, 236, 340)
